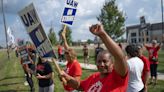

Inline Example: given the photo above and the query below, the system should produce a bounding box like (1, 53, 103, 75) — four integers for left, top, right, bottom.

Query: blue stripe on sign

(63, 7, 76, 16)
(43, 50, 56, 58)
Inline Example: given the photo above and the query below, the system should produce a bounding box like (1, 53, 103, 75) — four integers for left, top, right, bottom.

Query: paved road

(57, 61, 164, 80)
(158, 72, 164, 80)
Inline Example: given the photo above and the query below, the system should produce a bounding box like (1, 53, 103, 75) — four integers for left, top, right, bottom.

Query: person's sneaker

(24, 81, 29, 86)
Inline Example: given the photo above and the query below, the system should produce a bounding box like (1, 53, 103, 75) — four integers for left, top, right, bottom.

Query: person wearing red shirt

(61, 27, 82, 92)
(60, 24, 128, 92)
(144, 40, 162, 85)
(58, 44, 63, 62)
(16, 40, 36, 92)
(137, 44, 150, 92)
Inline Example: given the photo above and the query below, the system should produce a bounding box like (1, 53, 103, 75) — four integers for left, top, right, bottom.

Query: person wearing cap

(61, 27, 82, 92)
(144, 40, 162, 85)
(137, 44, 150, 92)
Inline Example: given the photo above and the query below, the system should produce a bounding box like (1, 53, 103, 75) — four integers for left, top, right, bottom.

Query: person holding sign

(16, 39, 35, 92)
(61, 26, 82, 92)
(36, 57, 54, 92)
(144, 40, 162, 85)
(60, 24, 128, 92)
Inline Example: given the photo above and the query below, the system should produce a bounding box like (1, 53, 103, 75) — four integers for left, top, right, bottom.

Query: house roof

(126, 22, 164, 31)
(150, 22, 163, 31)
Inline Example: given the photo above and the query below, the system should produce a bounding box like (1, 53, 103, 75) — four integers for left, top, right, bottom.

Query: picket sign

(61, 0, 78, 26)
(18, 3, 66, 84)
(18, 45, 31, 64)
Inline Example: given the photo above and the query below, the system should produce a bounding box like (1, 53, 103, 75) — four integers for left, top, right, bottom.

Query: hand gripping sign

(18, 3, 66, 85)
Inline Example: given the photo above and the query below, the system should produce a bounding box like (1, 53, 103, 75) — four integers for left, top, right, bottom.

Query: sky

(0, 0, 163, 46)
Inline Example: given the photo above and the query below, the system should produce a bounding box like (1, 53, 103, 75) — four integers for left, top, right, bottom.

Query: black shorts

(150, 64, 158, 77)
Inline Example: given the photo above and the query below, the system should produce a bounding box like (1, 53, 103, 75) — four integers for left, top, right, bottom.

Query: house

(126, 22, 164, 43)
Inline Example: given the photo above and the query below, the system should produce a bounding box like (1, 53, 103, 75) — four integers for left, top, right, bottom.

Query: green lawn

(0, 48, 164, 92)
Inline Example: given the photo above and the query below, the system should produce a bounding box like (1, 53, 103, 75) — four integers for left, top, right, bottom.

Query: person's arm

(158, 42, 163, 47)
(142, 31, 148, 48)
(61, 26, 69, 50)
(143, 71, 149, 92)
(143, 42, 148, 47)
(36, 72, 53, 79)
(61, 71, 80, 89)
(89, 24, 127, 77)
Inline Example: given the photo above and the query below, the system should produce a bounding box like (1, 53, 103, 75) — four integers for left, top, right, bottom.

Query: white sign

(61, 0, 78, 26)
(19, 3, 56, 58)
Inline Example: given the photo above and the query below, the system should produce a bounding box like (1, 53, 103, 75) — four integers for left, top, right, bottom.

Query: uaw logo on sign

(19, 3, 56, 58)
(61, 0, 78, 26)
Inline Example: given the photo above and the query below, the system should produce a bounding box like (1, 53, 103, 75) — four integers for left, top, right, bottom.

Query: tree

(48, 27, 57, 45)
(58, 25, 72, 45)
(87, 39, 93, 44)
(97, 0, 125, 40)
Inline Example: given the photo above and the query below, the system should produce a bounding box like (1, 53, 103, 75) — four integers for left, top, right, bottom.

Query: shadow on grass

(0, 89, 29, 92)
(0, 82, 23, 87)
(0, 76, 24, 82)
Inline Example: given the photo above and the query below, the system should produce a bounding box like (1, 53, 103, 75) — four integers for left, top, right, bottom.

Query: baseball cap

(152, 40, 157, 44)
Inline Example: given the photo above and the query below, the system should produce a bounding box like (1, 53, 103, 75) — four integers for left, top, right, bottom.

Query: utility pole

(161, 0, 164, 49)
(1, 0, 10, 59)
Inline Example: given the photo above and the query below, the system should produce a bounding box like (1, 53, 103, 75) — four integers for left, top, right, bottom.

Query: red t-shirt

(80, 70, 128, 92)
(64, 60, 82, 91)
(145, 45, 160, 64)
(139, 55, 150, 84)
(58, 46, 62, 55)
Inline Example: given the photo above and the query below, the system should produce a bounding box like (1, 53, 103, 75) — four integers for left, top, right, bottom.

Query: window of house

(146, 31, 149, 35)
(131, 38, 136, 43)
(131, 33, 136, 37)
(147, 38, 149, 42)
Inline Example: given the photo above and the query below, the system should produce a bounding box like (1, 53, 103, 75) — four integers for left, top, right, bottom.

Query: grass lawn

(0, 47, 164, 92)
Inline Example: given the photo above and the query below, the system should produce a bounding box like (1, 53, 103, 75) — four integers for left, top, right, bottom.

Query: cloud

(0, 0, 32, 14)
(136, 8, 148, 18)
(0, 0, 164, 46)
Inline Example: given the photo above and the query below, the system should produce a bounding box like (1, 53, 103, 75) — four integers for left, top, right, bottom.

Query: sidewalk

(57, 61, 97, 70)
(57, 61, 164, 80)
(158, 72, 164, 80)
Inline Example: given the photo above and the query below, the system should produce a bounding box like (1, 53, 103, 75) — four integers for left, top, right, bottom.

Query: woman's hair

(65, 48, 77, 60)
(125, 44, 139, 57)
